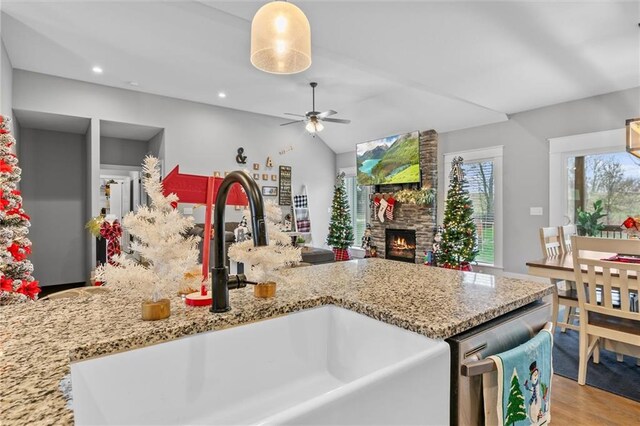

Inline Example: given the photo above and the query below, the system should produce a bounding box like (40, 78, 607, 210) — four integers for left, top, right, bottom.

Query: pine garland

(435, 156, 478, 268)
(326, 173, 354, 250)
(0, 115, 40, 305)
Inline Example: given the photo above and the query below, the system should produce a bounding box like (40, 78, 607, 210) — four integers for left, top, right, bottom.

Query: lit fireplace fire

(392, 237, 415, 251)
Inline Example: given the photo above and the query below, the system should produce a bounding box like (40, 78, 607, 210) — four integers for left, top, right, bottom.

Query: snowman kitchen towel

(483, 326, 553, 426)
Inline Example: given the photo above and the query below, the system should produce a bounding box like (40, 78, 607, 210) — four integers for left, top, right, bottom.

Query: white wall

(13, 70, 337, 246)
(1, 40, 12, 122)
(20, 128, 87, 286)
(336, 87, 640, 274)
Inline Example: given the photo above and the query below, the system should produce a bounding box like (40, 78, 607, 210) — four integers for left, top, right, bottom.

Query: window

(566, 151, 640, 232)
(550, 128, 635, 237)
(344, 174, 371, 246)
(462, 160, 495, 265)
(443, 146, 503, 268)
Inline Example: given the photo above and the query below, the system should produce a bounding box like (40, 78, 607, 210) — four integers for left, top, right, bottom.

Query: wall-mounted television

(356, 130, 420, 185)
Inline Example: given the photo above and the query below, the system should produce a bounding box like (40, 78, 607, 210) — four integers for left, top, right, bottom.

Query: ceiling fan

(280, 82, 351, 133)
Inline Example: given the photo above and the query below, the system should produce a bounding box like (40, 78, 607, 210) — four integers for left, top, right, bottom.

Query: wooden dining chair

(571, 236, 640, 385)
(539, 227, 579, 333)
(559, 224, 577, 253)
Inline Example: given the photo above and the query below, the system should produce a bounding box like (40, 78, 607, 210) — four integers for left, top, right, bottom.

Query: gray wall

(19, 128, 87, 286)
(1, 40, 12, 122)
(336, 86, 640, 275)
(439, 87, 639, 275)
(100, 136, 149, 167)
(147, 130, 164, 160)
(13, 70, 337, 246)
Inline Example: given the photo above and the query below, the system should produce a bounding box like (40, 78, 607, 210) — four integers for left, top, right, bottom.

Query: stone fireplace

(369, 130, 437, 263)
(385, 229, 417, 263)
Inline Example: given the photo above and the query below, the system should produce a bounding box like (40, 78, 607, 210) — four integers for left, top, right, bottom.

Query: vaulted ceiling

(2, 1, 638, 153)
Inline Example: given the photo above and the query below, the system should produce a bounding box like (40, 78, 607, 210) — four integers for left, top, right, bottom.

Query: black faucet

(211, 171, 268, 313)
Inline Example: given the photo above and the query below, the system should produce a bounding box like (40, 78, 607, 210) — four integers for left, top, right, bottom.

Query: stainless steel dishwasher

(446, 298, 552, 426)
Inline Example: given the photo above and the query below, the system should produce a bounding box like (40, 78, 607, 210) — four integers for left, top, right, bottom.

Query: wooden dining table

(526, 251, 640, 287)
(527, 251, 640, 359)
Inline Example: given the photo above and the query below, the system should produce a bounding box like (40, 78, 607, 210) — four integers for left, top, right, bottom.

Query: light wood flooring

(551, 375, 640, 425)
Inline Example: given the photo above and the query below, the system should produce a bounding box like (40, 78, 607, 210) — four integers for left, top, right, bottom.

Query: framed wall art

(262, 186, 278, 196)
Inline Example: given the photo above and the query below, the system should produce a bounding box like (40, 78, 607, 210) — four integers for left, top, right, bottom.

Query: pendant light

(250, 1, 312, 74)
(626, 118, 640, 159)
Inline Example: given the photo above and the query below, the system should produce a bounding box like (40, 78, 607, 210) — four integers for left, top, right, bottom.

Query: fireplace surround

(368, 130, 438, 264)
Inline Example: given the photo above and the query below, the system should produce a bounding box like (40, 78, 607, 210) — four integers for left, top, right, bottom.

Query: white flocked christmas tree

(228, 200, 301, 283)
(97, 156, 200, 300)
(0, 115, 40, 305)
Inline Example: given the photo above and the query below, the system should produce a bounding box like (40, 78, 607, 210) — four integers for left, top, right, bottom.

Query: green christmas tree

(326, 173, 354, 254)
(505, 368, 527, 426)
(436, 156, 478, 268)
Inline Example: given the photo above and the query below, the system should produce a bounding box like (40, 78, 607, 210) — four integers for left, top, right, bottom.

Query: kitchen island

(0, 258, 553, 425)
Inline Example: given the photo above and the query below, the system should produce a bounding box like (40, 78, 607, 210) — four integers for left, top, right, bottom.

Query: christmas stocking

(378, 198, 388, 223)
(385, 197, 395, 221)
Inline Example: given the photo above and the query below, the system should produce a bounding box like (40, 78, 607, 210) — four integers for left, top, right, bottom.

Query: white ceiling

(1, 1, 639, 153)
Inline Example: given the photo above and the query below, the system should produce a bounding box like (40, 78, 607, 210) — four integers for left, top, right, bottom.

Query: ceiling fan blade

(284, 113, 306, 118)
(280, 120, 305, 126)
(321, 117, 351, 124)
(317, 110, 337, 119)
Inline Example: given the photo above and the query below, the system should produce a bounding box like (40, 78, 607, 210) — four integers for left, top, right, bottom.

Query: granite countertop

(0, 258, 553, 425)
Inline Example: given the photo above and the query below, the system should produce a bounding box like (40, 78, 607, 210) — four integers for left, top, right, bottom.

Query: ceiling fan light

(315, 121, 324, 132)
(251, 1, 311, 74)
(305, 121, 316, 133)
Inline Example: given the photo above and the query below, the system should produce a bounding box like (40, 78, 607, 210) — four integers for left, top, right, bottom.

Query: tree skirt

(333, 248, 350, 261)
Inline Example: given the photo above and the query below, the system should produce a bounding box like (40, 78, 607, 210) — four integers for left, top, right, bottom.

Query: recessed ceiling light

(128, 81, 139, 87)
(92, 66, 103, 74)
(218, 92, 227, 99)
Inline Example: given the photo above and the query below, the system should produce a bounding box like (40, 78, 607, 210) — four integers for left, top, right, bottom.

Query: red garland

(6, 208, 30, 221)
(99, 220, 123, 264)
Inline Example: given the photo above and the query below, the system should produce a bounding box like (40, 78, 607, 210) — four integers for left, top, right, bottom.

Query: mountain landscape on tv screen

(356, 131, 420, 185)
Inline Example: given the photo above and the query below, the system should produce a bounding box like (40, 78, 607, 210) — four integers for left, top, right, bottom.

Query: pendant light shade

(251, 1, 311, 74)
(627, 118, 640, 159)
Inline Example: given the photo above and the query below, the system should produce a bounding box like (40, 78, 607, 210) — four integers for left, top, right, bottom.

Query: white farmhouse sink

(71, 305, 450, 425)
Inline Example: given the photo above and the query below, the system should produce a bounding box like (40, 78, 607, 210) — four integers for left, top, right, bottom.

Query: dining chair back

(539, 226, 580, 333)
(539, 226, 563, 257)
(559, 224, 577, 253)
(571, 235, 640, 385)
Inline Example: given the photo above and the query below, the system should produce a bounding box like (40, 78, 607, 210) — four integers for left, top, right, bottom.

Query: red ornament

(622, 216, 637, 229)
(0, 198, 10, 210)
(170, 201, 178, 209)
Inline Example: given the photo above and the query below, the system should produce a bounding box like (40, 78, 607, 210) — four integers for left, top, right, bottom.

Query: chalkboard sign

(278, 165, 292, 206)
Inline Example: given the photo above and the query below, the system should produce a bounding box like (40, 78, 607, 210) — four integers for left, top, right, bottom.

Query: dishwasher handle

(460, 322, 553, 377)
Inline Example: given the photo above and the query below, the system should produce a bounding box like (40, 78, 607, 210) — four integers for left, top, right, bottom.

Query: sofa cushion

(301, 247, 335, 264)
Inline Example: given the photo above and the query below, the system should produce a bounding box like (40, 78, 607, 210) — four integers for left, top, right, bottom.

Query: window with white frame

(549, 128, 639, 237)
(443, 147, 503, 268)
